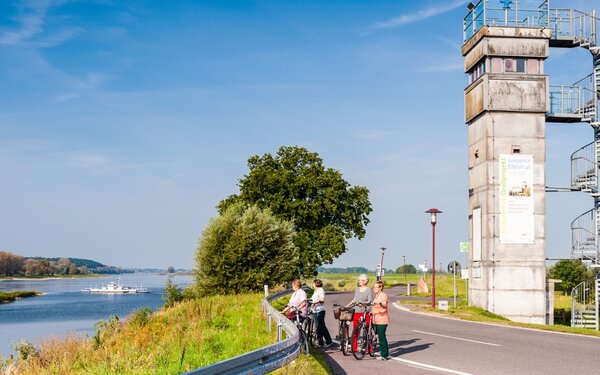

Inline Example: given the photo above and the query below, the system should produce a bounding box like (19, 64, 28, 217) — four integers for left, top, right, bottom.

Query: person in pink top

(372, 280, 389, 360)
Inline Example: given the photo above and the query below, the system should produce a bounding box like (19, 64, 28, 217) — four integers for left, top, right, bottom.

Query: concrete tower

(463, 24, 550, 323)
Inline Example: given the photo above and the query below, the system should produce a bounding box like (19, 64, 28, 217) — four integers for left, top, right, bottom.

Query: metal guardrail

(183, 287, 301, 375)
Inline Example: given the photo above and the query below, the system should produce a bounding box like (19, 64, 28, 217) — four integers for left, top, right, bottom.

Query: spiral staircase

(544, 7, 599, 329)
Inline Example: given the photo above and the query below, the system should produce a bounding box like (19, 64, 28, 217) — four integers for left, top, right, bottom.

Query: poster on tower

(499, 154, 534, 244)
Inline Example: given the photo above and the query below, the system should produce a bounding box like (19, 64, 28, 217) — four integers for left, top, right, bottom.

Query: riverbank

(0, 291, 42, 304)
(0, 274, 105, 282)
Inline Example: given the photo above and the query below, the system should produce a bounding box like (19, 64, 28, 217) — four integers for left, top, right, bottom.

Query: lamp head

(425, 208, 442, 223)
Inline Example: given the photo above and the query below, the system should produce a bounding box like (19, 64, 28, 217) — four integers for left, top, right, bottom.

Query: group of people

(281, 274, 390, 360)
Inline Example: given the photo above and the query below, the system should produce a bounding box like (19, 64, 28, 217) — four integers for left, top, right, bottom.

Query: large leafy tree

(218, 146, 372, 277)
(195, 203, 297, 295)
(547, 259, 594, 294)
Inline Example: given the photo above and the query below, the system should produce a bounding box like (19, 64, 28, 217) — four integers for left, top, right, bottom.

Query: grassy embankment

(318, 272, 600, 338)
(0, 291, 41, 304)
(2, 293, 330, 375)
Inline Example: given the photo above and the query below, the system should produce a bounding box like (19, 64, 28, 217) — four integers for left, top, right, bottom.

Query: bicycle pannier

(339, 308, 354, 321)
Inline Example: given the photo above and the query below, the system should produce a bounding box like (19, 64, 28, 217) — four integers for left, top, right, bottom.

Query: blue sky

(0, 0, 597, 270)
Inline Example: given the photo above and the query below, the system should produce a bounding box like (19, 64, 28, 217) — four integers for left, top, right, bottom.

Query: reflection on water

(0, 273, 192, 356)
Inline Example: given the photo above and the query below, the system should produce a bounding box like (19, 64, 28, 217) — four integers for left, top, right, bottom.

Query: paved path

(317, 286, 600, 375)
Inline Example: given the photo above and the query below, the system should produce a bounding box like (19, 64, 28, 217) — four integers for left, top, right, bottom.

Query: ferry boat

(81, 278, 148, 294)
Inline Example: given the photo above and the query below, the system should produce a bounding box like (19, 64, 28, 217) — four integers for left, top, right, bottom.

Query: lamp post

(402, 255, 406, 282)
(425, 208, 442, 308)
(378, 247, 386, 281)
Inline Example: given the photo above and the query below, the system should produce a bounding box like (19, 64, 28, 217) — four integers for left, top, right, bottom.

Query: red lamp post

(425, 208, 442, 308)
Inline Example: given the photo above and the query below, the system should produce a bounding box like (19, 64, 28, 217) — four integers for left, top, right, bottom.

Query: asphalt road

(318, 287, 600, 375)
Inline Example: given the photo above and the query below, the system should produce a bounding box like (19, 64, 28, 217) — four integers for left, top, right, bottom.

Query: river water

(0, 273, 193, 356)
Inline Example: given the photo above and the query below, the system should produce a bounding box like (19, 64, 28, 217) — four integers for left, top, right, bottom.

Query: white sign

(438, 300, 448, 311)
(461, 269, 469, 280)
(418, 264, 427, 272)
(499, 154, 534, 244)
(472, 263, 481, 279)
(460, 242, 470, 253)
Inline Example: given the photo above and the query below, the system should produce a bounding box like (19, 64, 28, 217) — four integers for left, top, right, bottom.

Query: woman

(282, 279, 307, 321)
(311, 279, 333, 347)
(346, 274, 373, 351)
(372, 280, 390, 360)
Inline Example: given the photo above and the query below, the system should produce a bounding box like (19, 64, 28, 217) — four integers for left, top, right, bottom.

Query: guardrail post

(267, 311, 272, 332)
(277, 318, 282, 342)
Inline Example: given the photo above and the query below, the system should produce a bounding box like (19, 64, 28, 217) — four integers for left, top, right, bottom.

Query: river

(0, 273, 193, 356)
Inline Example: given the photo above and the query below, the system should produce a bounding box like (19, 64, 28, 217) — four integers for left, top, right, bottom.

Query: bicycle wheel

(341, 323, 351, 356)
(368, 325, 378, 357)
(299, 329, 310, 355)
(352, 324, 367, 360)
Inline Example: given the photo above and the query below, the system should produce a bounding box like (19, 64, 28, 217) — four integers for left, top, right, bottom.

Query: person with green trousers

(372, 280, 390, 360)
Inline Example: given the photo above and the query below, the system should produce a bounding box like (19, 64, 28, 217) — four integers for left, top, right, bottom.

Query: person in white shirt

(282, 279, 307, 321)
(311, 279, 333, 347)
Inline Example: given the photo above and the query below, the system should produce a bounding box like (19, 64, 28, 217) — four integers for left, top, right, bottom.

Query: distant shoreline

(0, 275, 106, 282)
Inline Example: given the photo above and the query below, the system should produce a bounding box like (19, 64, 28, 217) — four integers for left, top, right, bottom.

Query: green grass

(0, 290, 41, 303)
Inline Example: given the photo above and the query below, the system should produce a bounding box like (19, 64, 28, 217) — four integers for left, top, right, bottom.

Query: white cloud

(70, 153, 111, 171)
(416, 61, 464, 73)
(54, 92, 79, 103)
(369, 1, 465, 31)
(0, 0, 78, 47)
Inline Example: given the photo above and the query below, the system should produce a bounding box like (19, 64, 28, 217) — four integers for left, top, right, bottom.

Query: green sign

(460, 242, 470, 253)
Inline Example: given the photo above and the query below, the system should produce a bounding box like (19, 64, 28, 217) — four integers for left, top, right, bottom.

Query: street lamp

(425, 208, 442, 308)
(402, 255, 406, 282)
(378, 247, 386, 281)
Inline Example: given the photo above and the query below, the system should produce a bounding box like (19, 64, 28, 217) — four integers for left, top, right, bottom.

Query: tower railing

(463, 0, 549, 42)
(571, 141, 597, 191)
(571, 209, 598, 261)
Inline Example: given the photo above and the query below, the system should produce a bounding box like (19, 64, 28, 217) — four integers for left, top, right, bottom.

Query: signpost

(448, 261, 461, 308)
(459, 242, 470, 304)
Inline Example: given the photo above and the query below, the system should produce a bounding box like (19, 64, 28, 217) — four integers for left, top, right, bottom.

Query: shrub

(11, 340, 38, 360)
(337, 280, 346, 288)
(323, 282, 334, 291)
(195, 203, 297, 296)
(163, 278, 184, 307)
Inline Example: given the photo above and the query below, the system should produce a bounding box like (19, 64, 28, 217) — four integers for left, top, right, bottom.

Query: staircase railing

(570, 141, 597, 191)
(571, 277, 599, 330)
(571, 209, 598, 261)
(549, 9, 598, 46)
(548, 85, 597, 122)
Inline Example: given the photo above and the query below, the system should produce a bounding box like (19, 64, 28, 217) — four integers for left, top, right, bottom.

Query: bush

(337, 280, 346, 288)
(163, 278, 184, 307)
(129, 307, 152, 328)
(323, 282, 334, 291)
(195, 203, 297, 296)
(12, 340, 38, 360)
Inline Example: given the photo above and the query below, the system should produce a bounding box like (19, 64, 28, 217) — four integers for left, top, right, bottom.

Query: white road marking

(391, 357, 474, 375)
(412, 329, 501, 347)
(392, 302, 411, 311)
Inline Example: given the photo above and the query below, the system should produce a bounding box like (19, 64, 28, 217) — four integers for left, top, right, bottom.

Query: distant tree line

(0, 251, 129, 277)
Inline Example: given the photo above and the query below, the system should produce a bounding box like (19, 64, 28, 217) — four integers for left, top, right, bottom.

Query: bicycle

(302, 301, 320, 347)
(287, 305, 310, 355)
(349, 301, 375, 360)
(333, 303, 354, 356)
